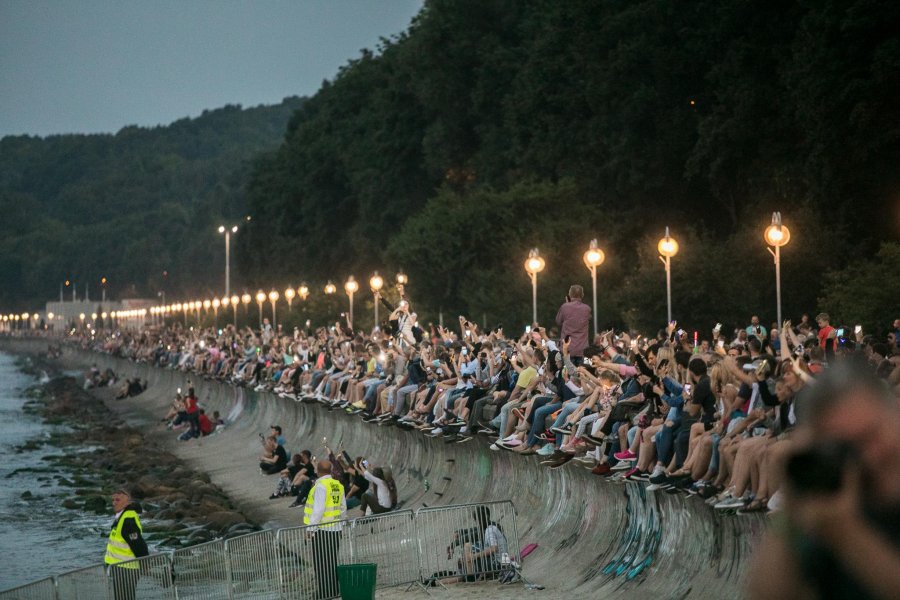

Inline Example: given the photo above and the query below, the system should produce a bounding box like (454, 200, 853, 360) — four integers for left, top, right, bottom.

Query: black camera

(785, 442, 853, 495)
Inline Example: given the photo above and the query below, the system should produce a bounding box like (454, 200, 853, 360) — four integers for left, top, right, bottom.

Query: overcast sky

(0, 0, 423, 137)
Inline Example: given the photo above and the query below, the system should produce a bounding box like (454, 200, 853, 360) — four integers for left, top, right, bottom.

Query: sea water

(0, 352, 108, 589)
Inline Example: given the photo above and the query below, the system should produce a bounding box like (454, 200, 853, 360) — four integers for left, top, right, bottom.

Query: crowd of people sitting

(66, 283, 899, 517)
(258, 427, 398, 513)
(159, 383, 224, 440)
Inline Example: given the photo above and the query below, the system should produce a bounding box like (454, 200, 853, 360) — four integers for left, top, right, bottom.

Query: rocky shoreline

(12, 354, 259, 552)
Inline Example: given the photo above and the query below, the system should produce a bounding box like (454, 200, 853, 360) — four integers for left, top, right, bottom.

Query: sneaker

(591, 463, 611, 476)
(536, 432, 556, 442)
(268, 493, 282, 500)
(714, 495, 748, 510)
(549, 455, 574, 469)
(648, 472, 670, 485)
(614, 450, 637, 461)
(611, 460, 634, 471)
(536, 444, 556, 456)
(502, 434, 519, 443)
(549, 424, 573, 436)
(455, 435, 473, 444)
(477, 427, 496, 435)
(289, 499, 303, 508)
(574, 455, 598, 466)
(427, 428, 443, 437)
(646, 481, 674, 492)
(458, 426, 467, 435)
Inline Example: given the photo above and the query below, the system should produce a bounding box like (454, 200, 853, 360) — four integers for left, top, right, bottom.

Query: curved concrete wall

(7, 340, 764, 599)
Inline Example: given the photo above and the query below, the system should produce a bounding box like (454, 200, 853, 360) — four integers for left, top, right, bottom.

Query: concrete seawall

(4, 339, 764, 599)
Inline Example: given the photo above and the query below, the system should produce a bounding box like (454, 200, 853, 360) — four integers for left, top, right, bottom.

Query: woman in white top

(358, 462, 395, 515)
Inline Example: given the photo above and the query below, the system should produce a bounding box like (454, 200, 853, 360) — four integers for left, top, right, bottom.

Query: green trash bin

(336, 563, 377, 600)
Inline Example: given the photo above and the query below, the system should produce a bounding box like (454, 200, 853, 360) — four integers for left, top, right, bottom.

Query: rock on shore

(20, 373, 258, 549)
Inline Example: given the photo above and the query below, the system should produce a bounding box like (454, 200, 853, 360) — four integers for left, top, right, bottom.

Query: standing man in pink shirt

(556, 285, 592, 366)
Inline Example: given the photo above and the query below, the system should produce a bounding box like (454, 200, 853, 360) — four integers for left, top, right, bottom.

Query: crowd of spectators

(58, 287, 898, 520)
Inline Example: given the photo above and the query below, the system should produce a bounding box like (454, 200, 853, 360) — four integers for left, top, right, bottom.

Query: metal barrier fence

(346, 511, 419, 589)
(415, 500, 520, 584)
(170, 539, 231, 600)
(1, 501, 520, 599)
(0, 577, 55, 600)
(111, 554, 174, 600)
(223, 530, 279, 599)
(54, 563, 108, 600)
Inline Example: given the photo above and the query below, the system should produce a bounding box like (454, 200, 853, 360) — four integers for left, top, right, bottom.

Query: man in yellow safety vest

(303, 459, 347, 599)
(105, 488, 149, 600)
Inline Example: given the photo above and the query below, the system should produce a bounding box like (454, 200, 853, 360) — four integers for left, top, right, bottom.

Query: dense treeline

(0, 98, 304, 308)
(241, 0, 900, 332)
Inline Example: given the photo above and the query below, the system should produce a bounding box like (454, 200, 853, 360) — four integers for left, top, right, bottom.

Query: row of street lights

(7, 217, 791, 333)
(144, 271, 410, 331)
(524, 213, 790, 331)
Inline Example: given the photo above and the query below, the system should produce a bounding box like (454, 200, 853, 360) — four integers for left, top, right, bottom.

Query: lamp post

(285, 287, 296, 311)
(764, 212, 791, 326)
(524, 248, 546, 325)
(217, 224, 239, 297)
(298, 283, 309, 301)
(212, 298, 220, 324)
(583, 239, 606, 336)
(268, 290, 279, 330)
(255, 291, 266, 329)
(241, 293, 251, 319)
(344, 276, 358, 329)
(101, 277, 108, 303)
(396, 271, 408, 286)
(657, 227, 679, 324)
(324, 281, 336, 295)
(369, 272, 384, 329)
(230, 295, 239, 327)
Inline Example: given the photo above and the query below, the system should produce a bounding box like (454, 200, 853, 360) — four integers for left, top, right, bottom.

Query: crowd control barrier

(0, 501, 520, 600)
(415, 500, 520, 584)
(170, 539, 230, 599)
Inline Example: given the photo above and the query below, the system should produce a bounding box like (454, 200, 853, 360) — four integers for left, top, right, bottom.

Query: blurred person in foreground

(748, 362, 900, 600)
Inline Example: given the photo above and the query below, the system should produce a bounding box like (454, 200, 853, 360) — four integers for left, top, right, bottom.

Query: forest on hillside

(239, 0, 900, 332)
(3, 0, 898, 333)
(0, 98, 304, 308)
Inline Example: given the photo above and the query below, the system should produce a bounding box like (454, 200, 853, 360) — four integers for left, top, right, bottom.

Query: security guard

(304, 459, 347, 599)
(105, 488, 149, 600)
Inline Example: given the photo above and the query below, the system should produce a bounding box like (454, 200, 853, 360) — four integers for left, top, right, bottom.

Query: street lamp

(241, 293, 251, 316)
(101, 277, 108, 303)
(298, 283, 309, 301)
(217, 224, 239, 297)
(657, 227, 679, 324)
(255, 291, 266, 328)
(524, 248, 546, 325)
(370, 272, 384, 329)
(285, 286, 296, 311)
(764, 212, 791, 326)
(324, 281, 336, 295)
(212, 298, 221, 323)
(268, 290, 279, 330)
(344, 276, 358, 328)
(396, 271, 408, 286)
(230, 295, 239, 327)
(583, 239, 606, 336)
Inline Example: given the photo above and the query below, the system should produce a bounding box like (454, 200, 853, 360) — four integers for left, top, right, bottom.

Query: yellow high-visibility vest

(105, 510, 142, 568)
(303, 478, 344, 529)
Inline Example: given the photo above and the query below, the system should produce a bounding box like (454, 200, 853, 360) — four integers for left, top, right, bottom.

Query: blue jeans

(527, 399, 561, 447)
(552, 402, 580, 447)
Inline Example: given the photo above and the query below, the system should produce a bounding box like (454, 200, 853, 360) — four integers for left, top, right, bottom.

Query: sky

(0, 0, 423, 137)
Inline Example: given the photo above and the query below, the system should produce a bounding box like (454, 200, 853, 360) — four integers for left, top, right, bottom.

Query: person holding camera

(748, 364, 900, 600)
